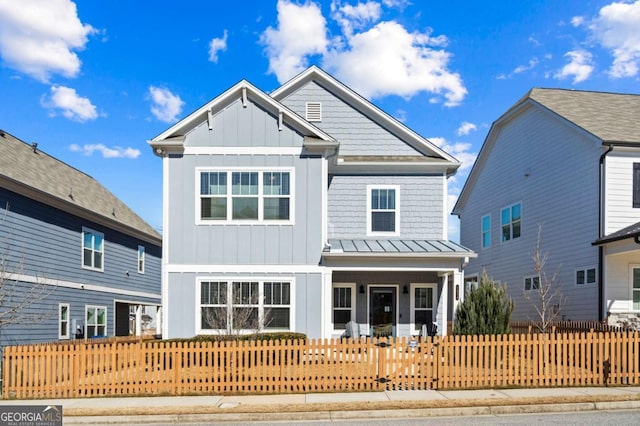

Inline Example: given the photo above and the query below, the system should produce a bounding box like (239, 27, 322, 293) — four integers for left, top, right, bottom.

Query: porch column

(135, 305, 142, 337)
(439, 272, 449, 336)
(321, 270, 333, 339)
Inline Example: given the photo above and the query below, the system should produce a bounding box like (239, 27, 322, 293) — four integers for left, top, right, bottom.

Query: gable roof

(453, 88, 640, 215)
(270, 66, 461, 171)
(0, 130, 161, 245)
(593, 221, 640, 246)
(150, 79, 335, 147)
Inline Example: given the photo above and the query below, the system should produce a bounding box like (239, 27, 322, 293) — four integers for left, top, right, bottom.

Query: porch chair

(343, 321, 361, 339)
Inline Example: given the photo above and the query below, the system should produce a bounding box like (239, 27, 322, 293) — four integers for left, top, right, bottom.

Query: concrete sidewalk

(2, 386, 640, 424)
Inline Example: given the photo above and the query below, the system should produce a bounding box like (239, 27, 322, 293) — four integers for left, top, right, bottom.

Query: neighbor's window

(524, 276, 540, 291)
(412, 284, 436, 331)
(199, 169, 293, 223)
(634, 164, 640, 208)
(59, 303, 70, 339)
(501, 203, 521, 241)
(633, 268, 640, 311)
(368, 186, 399, 234)
(82, 228, 104, 271)
(198, 279, 293, 333)
(138, 245, 145, 274)
(465, 275, 479, 295)
(332, 284, 355, 330)
(86, 306, 106, 337)
(481, 214, 491, 248)
(576, 268, 596, 285)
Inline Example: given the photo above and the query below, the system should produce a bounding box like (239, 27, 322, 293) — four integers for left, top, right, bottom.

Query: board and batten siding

(165, 272, 323, 339)
(328, 175, 444, 240)
(604, 150, 640, 235)
(459, 105, 601, 321)
(280, 81, 422, 156)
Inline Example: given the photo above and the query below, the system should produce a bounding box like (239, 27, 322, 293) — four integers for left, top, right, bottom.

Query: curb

(63, 400, 640, 425)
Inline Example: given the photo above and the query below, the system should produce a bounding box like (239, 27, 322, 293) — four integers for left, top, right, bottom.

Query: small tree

(523, 224, 566, 332)
(453, 271, 514, 335)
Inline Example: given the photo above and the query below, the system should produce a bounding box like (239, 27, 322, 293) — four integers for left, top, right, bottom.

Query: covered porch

(594, 222, 640, 329)
(321, 239, 476, 339)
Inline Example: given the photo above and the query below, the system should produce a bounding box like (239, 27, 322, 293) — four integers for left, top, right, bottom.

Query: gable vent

(305, 102, 322, 122)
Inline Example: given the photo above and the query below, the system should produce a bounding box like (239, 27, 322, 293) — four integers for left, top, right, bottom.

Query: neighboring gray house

(453, 88, 640, 326)
(0, 130, 162, 345)
(150, 66, 474, 340)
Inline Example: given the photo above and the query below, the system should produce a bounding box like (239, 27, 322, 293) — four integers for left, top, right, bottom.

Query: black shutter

(634, 163, 640, 208)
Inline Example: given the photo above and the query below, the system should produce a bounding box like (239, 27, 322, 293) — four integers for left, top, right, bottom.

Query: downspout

(598, 144, 614, 321)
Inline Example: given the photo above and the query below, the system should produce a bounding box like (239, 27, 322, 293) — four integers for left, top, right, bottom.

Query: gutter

(598, 144, 614, 321)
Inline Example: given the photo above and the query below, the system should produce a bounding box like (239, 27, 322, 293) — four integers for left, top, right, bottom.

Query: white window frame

(196, 167, 295, 225)
(410, 283, 437, 335)
(85, 305, 107, 337)
(575, 266, 597, 286)
(196, 277, 295, 335)
(137, 245, 145, 274)
(481, 214, 491, 249)
(332, 282, 356, 332)
(500, 202, 521, 242)
(59, 303, 70, 340)
(631, 265, 640, 312)
(81, 227, 104, 272)
(367, 185, 400, 236)
(524, 275, 540, 291)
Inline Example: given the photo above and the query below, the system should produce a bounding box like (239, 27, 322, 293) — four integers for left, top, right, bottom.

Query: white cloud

(260, 0, 328, 82)
(571, 16, 585, 27)
(69, 143, 140, 159)
(429, 136, 477, 174)
(456, 121, 477, 136)
(208, 30, 228, 63)
(513, 57, 539, 74)
(554, 49, 594, 83)
(0, 0, 95, 82)
(148, 86, 184, 123)
(589, 0, 640, 78)
(261, 0, 466, 106)
(41, 85, 98, 122)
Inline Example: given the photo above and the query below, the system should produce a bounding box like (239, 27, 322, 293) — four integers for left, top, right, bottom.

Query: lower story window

(412, 284, 436, 332)
(576, 267, 596, 285)
(59, 303, 70, 339)
(633, 268, 640, 311)
(199, 279, 292, 333)
(524, 276, 540, 291)
(86, 305, 106, 337)
(332, 284, 355, 330)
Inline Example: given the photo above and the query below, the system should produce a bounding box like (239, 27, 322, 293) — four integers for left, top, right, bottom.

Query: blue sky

(1, 0, 639, 240)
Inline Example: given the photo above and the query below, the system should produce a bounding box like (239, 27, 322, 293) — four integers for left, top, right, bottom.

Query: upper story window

(305, 102, 322, 122)
(138, 245, 145, 274)
(367, 185, 399, 235)
(633, 163, 640, 208)
(198, 168, 293, 224)
(501, 203, 521, 242)
(481, 214, 491, 248)
(576, 267, 596, 285)
(82, 228, 104, 271)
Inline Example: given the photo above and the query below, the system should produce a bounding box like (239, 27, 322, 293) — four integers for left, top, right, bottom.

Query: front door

(370, 287, 396, 337)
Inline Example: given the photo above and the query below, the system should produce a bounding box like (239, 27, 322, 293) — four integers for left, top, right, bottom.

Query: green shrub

(161, 332, 307, 344)
(453, 271, 514, 335)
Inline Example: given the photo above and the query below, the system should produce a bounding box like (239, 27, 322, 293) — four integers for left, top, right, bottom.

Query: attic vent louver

(305, 102, 322, 122)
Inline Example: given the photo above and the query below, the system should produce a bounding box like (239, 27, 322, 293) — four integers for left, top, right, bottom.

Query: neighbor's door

(369, 287, 396, 337)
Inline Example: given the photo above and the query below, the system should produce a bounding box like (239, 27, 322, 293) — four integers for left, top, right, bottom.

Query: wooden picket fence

(3, 331, 640, 399)
(510, 320, 629, 334)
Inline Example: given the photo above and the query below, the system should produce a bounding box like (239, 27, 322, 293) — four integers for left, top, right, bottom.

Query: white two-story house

(150, 66, 474, 339)
(453, 88, 640, 327)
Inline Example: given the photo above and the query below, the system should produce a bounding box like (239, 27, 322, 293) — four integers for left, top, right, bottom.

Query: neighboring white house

(453, 88, 640, 327)
(149, 66, 475, 340)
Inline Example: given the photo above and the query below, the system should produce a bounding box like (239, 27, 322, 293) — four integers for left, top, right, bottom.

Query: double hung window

(82, 228, 104, 271)
(481, 214, 491, 248)
(332, 284, 355, 330)
(368, 185, 399, 235)
(199, 169, 292, 223)
(86, 306, 106, 337)
(138, 246, 145, 274)
(59, 303, 70, 339)
(411, 284, 436, 332)
(501, 203, 521, 242)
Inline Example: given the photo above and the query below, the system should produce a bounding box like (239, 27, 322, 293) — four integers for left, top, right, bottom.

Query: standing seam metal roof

(327, 239, 474, 255)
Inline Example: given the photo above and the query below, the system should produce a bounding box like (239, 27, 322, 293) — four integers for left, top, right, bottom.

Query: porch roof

(593, 221, 640, 245)
(325, 239, 476, 258)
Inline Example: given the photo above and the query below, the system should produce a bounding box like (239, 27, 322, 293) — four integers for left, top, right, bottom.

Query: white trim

(366, 184, 400, 237)
(442, 175, 447, 240)
(195, 276, 296, 335)
(195, 167, 295, 225)
(409, 283, 437, 336)
(85, 304, 107, 337)
(137, 245, 145, 274)
(81, 227, 104, 272)
(165, 264, 464, 274)
(184, 146, 304, 156)
(10, 273, 161, 300)
(366, 284, 400, 336)
(162, 154, 170, 338)
(58, 303, 70, 340)
(331, 282, 356, 334)
(321, 157, 328, 251)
